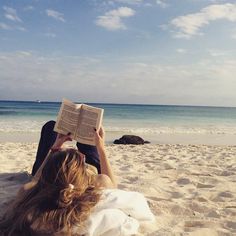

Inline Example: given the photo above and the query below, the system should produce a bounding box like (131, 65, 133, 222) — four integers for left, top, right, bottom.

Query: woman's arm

(32, 133, 72, 182)
(95, 127, 117, 188)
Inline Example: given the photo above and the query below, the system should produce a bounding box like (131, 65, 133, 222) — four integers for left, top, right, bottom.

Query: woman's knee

(41, 120, 56, 132)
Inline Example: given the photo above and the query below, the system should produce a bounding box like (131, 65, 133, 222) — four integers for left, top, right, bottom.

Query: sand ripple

(0, 143, 236, 235)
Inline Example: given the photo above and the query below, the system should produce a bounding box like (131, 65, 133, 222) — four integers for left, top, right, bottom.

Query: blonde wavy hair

(0, 149, 101, 236)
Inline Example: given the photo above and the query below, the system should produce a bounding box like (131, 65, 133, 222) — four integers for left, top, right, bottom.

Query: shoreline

(1, 131, 236, 146)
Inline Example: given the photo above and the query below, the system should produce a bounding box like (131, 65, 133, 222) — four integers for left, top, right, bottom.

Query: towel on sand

(73, 189, 155, 236)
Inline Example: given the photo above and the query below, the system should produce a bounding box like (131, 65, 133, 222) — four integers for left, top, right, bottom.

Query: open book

(54, 98, 104, 146)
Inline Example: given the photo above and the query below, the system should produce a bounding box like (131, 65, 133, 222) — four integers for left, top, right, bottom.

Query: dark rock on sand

(114, 135, 150, 145)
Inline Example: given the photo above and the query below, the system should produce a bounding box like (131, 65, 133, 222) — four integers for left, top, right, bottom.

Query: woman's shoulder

(94, 174, 116, 189)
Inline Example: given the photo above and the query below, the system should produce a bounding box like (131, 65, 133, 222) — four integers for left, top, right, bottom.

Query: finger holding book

(51, 132, 73, 151)
(94, 126, 105, 149)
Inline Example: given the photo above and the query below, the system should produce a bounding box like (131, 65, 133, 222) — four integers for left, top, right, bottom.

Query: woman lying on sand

(0, 121, 154, 236)
(0, 120, 116, 235)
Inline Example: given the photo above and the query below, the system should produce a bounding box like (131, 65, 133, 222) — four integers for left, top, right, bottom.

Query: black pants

(31, 120, 101, 175)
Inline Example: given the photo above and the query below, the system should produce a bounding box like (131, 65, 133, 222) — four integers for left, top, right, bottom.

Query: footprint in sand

(198, 176, 219, 185)
(147, 196, 161, 201)
(119, 165, 132, 171)
(145, 163, 151, 168)
(177, 178, 191, 185)
(211, 191, 234, 202)
(225, 205, 236, 209)
(126, 176, 139, 183)
(122, 154, 129, 159)
(218, 191, 234, 198)
(196, 196, 208, 202)
(148, 154, 156, 158)
(145, 163, 155, 170)
(196, 183, 215, 188)
(184, 220, 205, 228)
(223, 208, 236, 218)
(189, 202, 209, 213)
(117, 184, 127, 189)
(219, 170, 235, 176)
(170, 191, 183, 198)
(207, 210, 220, 218)
(170, 205, 192, 216)
(168, 156, 177, 160)
(211, 196, 226, 202)
(164, 163, 174, 170)
(225, 221, 236, 230)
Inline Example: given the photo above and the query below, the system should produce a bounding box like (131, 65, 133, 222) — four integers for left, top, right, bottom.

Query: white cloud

(156, 0, 169, 8)
(96, 7, 135, 30)
(46, 9, 65, 22)
(0, 22, 26, 31)
(3, 6, 22, 22)
(176, 48, 187, 54)
(1, 52, 236, 106)
(208, 49, 228, 57)
(112, 0, 143, 4)
(17, 51, 32, 57)
(171, 3, 236, 39)
(0, 22, 11, 30)
(1, 7, 27, 31)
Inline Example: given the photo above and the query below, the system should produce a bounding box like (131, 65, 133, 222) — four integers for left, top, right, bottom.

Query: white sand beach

(0, 142, 236, 235)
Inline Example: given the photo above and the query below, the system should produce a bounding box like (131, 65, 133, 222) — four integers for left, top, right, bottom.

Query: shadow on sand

(0, 172, 32, 216)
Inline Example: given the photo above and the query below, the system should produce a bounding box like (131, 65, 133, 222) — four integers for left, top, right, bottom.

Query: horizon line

(0, 99, 235, 109)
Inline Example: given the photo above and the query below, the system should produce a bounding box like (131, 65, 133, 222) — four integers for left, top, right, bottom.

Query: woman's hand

(94, 126, 105, 150)
(51, 133, 72, 150)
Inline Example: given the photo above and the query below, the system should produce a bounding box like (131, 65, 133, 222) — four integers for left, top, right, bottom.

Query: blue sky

(0, 0, 236, 106)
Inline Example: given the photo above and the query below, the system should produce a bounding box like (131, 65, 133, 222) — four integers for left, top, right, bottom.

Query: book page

(54, 99, 81, 136)
(75, 104, 104, 145)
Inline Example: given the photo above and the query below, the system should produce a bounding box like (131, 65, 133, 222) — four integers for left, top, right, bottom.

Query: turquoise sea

(1, 100, 236, 144)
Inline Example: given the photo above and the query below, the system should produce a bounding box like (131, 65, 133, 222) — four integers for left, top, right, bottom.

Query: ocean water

(1, 100, 236, 144)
